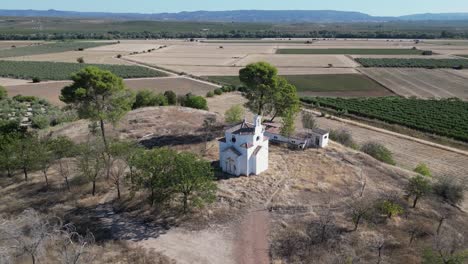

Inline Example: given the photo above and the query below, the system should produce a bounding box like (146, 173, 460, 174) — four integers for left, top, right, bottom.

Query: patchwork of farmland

(356, 58, 468, 68)
(204, 74, 392, 97)
(359, 68, 468, 100)
(302, 96, 468, 142)
(276, 48, 427, 55)
(0, 60, 167, 80)
(0, 41, 115, 58)
(234, 54, 359, 68)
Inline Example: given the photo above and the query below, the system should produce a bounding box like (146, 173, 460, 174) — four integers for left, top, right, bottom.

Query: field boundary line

(119, 56, 222, 88)
(303, 108, 468, 157)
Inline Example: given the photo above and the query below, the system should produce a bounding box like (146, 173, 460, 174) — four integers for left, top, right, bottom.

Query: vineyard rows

(301, 96, 468, 142)
(355, 58, 468, 68)
(0, 60, 167, 80)
(0, 41, 114, 58)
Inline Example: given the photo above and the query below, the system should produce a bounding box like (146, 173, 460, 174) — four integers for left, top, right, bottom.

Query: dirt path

(234, 209, 270, 264)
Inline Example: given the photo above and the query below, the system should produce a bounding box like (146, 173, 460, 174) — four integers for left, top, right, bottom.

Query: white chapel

(219, 116, 269, 176)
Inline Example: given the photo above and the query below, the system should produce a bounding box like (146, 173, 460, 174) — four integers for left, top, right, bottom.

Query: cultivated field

(4, 50, 133, 65)
(0, 41, 42, 50)
(360, 68, 468, 99)
(4, 77, 217, 105)
(234, 54, 359, 68)
(0, 60, 166, 80)
(205, 74, 392, 97)
(276, 48, 426, 55)
(0, 41, 114, 58)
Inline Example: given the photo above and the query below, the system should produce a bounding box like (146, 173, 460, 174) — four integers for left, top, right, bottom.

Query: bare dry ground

(0, 41, 43, 50)
(3, 50, 134, 65)
(4, 77, 217, 105)
(0, 77, 32, 86)
(359, 68, 468, 100)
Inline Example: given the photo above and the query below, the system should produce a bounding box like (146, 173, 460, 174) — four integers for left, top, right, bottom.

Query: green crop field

(355, 58, 468, 68)
(0, 41, 116, 58)
(276, 49, 426, 55)
(301, 96, 468, 142)
(0, 60, 167, 80)
(204, 74, 389, 94)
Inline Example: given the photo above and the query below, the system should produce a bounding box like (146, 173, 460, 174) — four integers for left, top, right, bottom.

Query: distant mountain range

(1, 9, 468, 23)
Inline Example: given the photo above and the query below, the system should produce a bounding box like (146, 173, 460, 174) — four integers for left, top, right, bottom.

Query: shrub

(31, 115, 50, 129)
(378, 199, 404, 218)
(329, 129, 358, 149)
(225, 105, 245, 124)
(185, 95, 208, 110)
(414, 163, 432, 177)
(13, 94, 38, 102)
(361, 142, 396, 165)
(116, 54, 122, 58)
(214, 88, 223, 95)
(164, 90, 177, 105)
(206, 91, 214, 97)
(77, 57, 85, 63)
(32, 77, 41, 83)
(0, 85, 7, 100)
(422, 50, 433, 56)
(433, 176, 465, 205)
(133, 90, 168, 109)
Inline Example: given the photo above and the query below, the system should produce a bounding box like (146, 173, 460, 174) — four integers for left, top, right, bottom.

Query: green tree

(60, 66, 135, 150)
(239, 62, 278, 115)
(0, 85, 7, 100)
(76, 139, 105, 196)
(0, 133, 19, 177)
(172, 152, 216, 213)
(269, 77, 300, 122)
(406, 175, 432, 208)
(224, 105, 245, 124)
(164, 90, 177, 105)
(134, 148, 177, 205)
(15, 133, 39, 181)
(414, 163, 432, 177)
(378, 199, 404, 218)
(280, 109, 296, 137)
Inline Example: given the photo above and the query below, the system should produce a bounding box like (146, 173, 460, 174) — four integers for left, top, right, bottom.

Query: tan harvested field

(87, 42, 164, 52)
(0, 41, 43, 50)
(360, 68, 468, 99)
(3, 50, 133, 65)
(443, 69, 468, 79)
(4, 77, 217, 105)
(234, 54, 359, 68)
(0, 77, 31, 86)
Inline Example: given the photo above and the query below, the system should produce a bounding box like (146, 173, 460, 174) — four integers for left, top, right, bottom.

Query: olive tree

(172, 152, 216, 213)
(406, 175, 432, 208)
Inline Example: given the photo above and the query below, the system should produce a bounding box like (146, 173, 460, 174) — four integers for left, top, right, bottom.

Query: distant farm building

(219, 116, 269, 176)
(263, 122, 329, 149)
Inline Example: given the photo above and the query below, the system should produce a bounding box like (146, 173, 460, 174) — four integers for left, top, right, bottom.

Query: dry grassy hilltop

(0, 104, 467, 264)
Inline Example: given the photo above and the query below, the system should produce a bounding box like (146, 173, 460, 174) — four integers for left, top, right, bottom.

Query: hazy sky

(2, 0, 468, 16)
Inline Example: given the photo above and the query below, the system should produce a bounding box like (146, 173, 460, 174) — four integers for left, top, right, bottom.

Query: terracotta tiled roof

(226, 120, 255, 135)
(223, 146, 242, 156)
